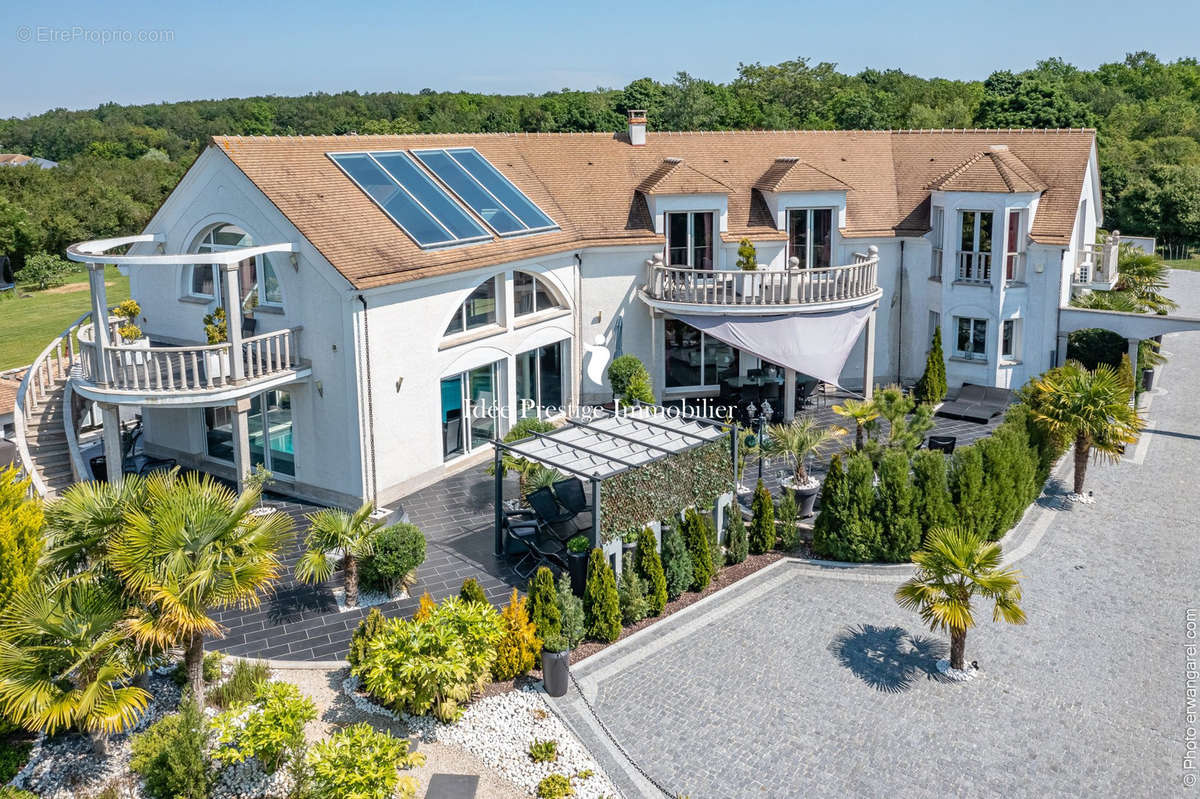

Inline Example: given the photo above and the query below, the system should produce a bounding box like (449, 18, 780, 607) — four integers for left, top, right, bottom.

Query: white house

(45, 115, 1115, 508)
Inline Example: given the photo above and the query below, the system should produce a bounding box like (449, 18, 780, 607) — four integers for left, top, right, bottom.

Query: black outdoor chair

(552, 477, 592, 516)
(242, 317, 258, 338)
(503, 512, 566, 578)
(760, 382, 783, 421)
(525, 485, 579, 541)
(927, 435, 957, 454)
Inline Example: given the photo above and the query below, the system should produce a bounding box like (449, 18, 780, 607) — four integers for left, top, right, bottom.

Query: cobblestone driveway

(559, 272, 1200, 798)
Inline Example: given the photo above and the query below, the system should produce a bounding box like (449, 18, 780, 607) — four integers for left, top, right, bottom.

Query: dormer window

(666, 212, 714, 269)
(513, 271, 564, 317)
(787, 209, 833, 269)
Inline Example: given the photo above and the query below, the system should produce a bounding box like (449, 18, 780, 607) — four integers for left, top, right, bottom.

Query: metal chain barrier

(567, 670, 680, 798)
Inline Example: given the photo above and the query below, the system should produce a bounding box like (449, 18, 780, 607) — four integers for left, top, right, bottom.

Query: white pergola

(491, 405, 731, 556)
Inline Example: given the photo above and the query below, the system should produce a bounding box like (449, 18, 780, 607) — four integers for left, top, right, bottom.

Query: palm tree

(0, 578, 149, 754)
(1114, 245, 1177, 314)
(895, 526, 1025, 671)
(42, 475, 151, 579)
(1028, 361, 1143, 495)
(109, 471, 293, 701)
(764, 418, 846, 486)
(296, 501, 383, 610)
(832, 398, 879, 451)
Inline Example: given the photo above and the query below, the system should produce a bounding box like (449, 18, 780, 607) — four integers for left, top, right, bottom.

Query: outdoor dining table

(722, 375, 785, 388)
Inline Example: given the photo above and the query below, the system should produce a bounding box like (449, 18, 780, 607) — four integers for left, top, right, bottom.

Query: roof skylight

(413, 148, 558, 236)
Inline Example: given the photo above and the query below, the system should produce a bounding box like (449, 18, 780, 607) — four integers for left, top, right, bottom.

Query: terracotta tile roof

(211, 129, 1095, 289)
(926, 145, 1048, 193)
(0, 154, 33, 165)
(0, 369, 24, 419)
(637, 158, 731, 195)
(754, 157, 852, 192)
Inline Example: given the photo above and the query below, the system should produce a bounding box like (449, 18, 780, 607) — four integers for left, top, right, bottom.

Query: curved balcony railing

(644, 252, 879, 309)
(77, 321, 304, 396)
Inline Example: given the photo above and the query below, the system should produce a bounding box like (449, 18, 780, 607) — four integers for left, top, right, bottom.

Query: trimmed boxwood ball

(606, 354, 648, 399)
(583, 549, 621, 642)
(659, 517, 693, 600)
(527, 566, 561, 642)
(634, 527, 667, 615)
(360, 522, 426, 596)
(748, 480, 774, 555)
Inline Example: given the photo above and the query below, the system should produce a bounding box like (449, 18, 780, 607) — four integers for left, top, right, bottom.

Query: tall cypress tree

(659, 518, 693, 601)
(527, 566, 561, 642)
(874, 449, 921, 562)
(634, 527, 668, 615)
(682, 508, 714, 591)
(748, 480, 774, 555)
(914, 327, 948, 405)
(813, 454, 849, 559)
(844, 452, 882, 561)
(583, 549, 621, 642)
(911, 450, 954, 542)
(949, 445, 987, 536)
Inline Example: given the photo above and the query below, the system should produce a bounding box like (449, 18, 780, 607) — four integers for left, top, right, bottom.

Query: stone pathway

(554, 272, 1200, 798)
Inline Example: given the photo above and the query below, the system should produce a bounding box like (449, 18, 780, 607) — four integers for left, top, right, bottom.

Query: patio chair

(525, 486, 579, 540)
(503, 512, 566, 578)
(927, 435, 957, 454)
(552, 477, 592, 516)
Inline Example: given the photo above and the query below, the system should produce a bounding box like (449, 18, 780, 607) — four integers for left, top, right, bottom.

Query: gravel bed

(343, 675, 618, 798)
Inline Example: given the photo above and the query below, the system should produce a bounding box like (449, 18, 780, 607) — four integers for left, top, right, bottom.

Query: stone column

(220, 263, 246, 383)
(1128, 337, 1139, 406)
(1056, 334, 1069, 367)
(99, 402, 123, 485)
(862, 310, 877, 399)
(783, 368, 797, 422)
(87, 264, 111, 385)
(229, 397, 253, 493)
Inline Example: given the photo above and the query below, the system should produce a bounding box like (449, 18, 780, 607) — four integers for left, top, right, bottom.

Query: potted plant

(244, 464, 275, 516)
(765, 417, 846, 518)
(620, 529, 638, 558)
(113, 299, 149, 366)
(202, 307, 232, 382)
(735, 237, 763, 300)
(541, 633, 570, 698)
(566, 534, 590, 596)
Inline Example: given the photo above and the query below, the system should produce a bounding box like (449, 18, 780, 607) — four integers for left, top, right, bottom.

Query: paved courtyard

(556, 270, 1200, 798)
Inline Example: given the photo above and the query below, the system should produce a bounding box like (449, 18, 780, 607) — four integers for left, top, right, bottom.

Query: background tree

(913, 327, 948, 406)
(296, 501, 383, 608)
(110, 472, 293, 701)
(1027, 361, 1143, 495)
(895, 526, 1026, 671)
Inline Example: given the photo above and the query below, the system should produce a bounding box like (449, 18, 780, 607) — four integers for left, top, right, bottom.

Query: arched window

(187, 224, 283, 309)
(512, 271, 564, 317)
(444, 276, 499, 336)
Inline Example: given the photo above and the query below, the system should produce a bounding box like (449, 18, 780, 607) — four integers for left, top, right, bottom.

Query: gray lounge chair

(936, 383, 1012, 423)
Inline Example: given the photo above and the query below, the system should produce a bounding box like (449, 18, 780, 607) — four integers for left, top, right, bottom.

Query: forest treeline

(2, 52, 1199, 268)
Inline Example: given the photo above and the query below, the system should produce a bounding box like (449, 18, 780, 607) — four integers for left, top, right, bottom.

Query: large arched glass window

(188, 224, 283, 309)
(444, 277, 499, 336)
(512, 271, 564, 317)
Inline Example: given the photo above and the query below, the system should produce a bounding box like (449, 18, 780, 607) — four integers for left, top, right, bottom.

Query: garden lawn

(1165, 257, 1200, 271)
(0, 270, 130, 370)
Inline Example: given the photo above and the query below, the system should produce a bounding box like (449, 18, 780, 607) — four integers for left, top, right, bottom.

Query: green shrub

(348, 608, 388, 672)
(736, 238, 757, 270)
(748, 480, 774, 555)
(813, 453, 881, 562)
(583, 549, 621, 642)
(359, 523, 426, 596)
(536, 773, 574, 799)
(16, 252, 75, 290)
(554, 572, 586, 648)
(606, 355, 647, 400)
(211, 681, 317, 773)
(527, 566, 561, 642)
(724, 506, 748, 565)
(681, 508, 714, 592)
(566, 535, 590, 554)
(0, 737, 33, 784)
(659, 517, 693, 600)
(0, 467, 43, 621)
(911, 450, 954, 542)
(618, 552, 649, 625)
(207, 659, 271, 710)
(170, 650, 224, 688)
(459, 577, 489, 605)
(130, 699, 211, 799)
(874, 449, 921, 562)
(776, 490, 798, 552)
(493, 588, 541, 681)
(913, 327, 947, 405)
(528, 739, 558, 763)
(634, 528, 667, 615)
(623, 369, 655, 405)
(701, 511, 719, 574)
(949, 445, 987, 537)
(812, 454, 847, 559)
(356, 597, 504, 722)
(308, 722, 424, 799)
(0, 787, 37, 799)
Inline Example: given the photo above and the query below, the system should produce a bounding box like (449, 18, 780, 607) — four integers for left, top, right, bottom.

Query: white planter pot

(119, 337, 150, 367)
(203, 350, 232, 383)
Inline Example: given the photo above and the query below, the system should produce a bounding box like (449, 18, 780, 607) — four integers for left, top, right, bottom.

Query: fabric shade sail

(672, 306, 874, 388)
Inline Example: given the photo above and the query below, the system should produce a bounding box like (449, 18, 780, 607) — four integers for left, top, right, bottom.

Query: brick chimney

(627, 110, 647, 146)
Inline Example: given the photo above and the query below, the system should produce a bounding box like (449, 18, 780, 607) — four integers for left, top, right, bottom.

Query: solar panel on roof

(413, 148, 558, 236)
(329, 152, 488, 248)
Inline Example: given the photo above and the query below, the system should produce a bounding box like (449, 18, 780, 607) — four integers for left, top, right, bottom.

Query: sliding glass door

(666, 212, 714, 269)
(516, 341, 565, 419)
(204, 389, 295, 477)
(787, 208, 833, 269)
(441, 361, 502, 461)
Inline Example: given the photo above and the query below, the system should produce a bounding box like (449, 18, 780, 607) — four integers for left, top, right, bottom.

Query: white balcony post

(99, 402, 122, 486)
(862, 309, 877, 399)
(220, 263, 246, 382)
(229, 397, 252, 494)
(783, 368, 797, 422)
(1127, 337, 1139, 407)
(87, 263, 111, 385)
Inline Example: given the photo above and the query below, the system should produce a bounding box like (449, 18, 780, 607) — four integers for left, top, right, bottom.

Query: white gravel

(936, 659, 980, 682)
(343, 675, 619, 798)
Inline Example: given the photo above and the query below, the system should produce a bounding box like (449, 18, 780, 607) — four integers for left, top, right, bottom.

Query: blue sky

(1, 0, 1197, 118)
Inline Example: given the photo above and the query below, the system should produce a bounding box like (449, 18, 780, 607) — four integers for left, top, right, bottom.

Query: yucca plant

(1027, 361, 1143, 495)
(297, 501, 383, 609)
(764, 418, 845, 487)
(894, 526, 1025, 671)
(0, 578, 149, 754)
(109, 471, 293, 702)
(832, 398, 879, 451)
